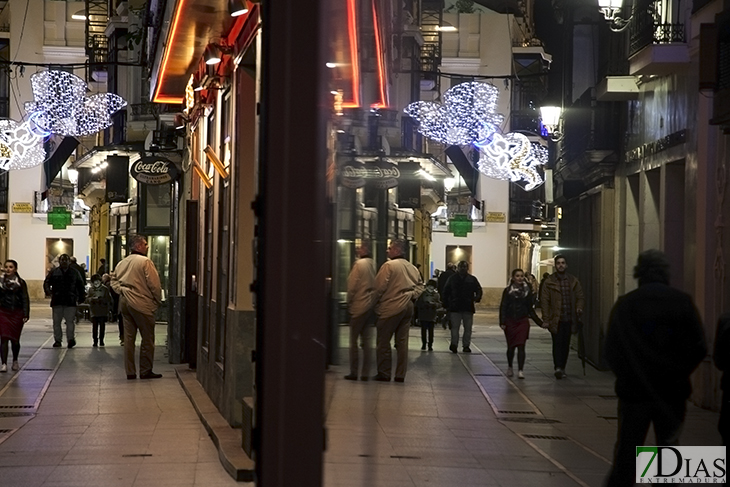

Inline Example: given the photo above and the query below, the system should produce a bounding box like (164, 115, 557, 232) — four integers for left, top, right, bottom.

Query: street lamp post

(597, 0, 633, 32)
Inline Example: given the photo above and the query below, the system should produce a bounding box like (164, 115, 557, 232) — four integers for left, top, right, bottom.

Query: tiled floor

(0, 306, 721, 486)
(323, 309, 722, 486)
(0, 305, 244, 487)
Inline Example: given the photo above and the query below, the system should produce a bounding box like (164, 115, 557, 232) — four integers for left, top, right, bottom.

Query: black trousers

(92, 317, 106, 343)
(605, 399, 685, 487)
(420, 321, 434, 346)
(551, 320, 572, 370)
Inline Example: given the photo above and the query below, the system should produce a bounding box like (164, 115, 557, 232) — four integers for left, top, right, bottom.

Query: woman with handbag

(0, 260, 30, 372)
(499, 268, 542, 379)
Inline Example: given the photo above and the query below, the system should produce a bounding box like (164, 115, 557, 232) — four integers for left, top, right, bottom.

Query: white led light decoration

(24, 71, 127, 137)
(0, 119, 46, 171)
(476, 133, 546, 191)
(404, 82, 504, 146)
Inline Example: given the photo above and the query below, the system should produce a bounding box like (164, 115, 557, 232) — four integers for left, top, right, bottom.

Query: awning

(41, 137, 79, 199)
(444, 145, 479, 197)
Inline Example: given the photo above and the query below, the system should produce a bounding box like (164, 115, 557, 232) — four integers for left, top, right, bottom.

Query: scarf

(0, 273, 20, 291)
(508, 281, 529, 299)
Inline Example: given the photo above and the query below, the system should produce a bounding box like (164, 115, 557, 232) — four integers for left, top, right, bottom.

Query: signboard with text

(12, 202, 32, 213)
(131, 157, 180, 185)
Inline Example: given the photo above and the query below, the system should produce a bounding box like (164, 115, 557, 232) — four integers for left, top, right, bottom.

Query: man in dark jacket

(604, 250, 706, 487)
(714, 313, 730, 446)
(437, 263, 456, 329)
(442, 261, 482, 353)
(44, 254, 86, 348)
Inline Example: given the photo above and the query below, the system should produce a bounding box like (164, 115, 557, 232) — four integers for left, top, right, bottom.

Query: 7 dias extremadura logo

(636, 447, 726, 483)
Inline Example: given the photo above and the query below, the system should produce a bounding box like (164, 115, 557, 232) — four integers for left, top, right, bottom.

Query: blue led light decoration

(24, 71, 127, 137)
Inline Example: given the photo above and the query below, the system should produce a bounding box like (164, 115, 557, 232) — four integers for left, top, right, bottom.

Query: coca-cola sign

(339, 161, 401, 189)
(131, 157, 180, 185)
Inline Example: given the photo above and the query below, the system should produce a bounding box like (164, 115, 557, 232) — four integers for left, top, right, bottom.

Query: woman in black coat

(0, 260, 30, 373)
(499, 268, 542, 379)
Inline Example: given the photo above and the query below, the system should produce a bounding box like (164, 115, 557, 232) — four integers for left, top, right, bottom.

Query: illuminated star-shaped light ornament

(25, 70, 127, 137)
(404, 81, 548, 191)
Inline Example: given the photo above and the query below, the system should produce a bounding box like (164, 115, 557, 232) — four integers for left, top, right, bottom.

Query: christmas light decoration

(476, 133, 546, 190)
(0, 119, 46, 171)
(404, 82, 504, 145)
(24, 71, 127, 137)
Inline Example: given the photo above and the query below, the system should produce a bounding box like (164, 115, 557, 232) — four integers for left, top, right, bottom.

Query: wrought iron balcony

(629, 6, 685, 57)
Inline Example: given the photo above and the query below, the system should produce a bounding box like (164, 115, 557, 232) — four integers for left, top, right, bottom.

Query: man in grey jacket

(345, 240, 376, 381)
(111, 235, 162, 380)
(372, 239, 423, 383)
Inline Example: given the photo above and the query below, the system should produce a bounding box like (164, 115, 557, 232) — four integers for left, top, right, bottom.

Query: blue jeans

(449, 312, 474, 348)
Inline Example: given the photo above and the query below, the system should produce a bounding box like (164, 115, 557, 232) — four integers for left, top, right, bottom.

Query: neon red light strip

(153, 0, 187, 104)
(343, 0, 361, 108)
(371, 0, 388, 108)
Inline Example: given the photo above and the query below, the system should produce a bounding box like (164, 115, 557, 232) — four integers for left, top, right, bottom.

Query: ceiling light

(204, 45, 222, 65)
(229, 0, 249, 17)
(72, 10, 86, 20)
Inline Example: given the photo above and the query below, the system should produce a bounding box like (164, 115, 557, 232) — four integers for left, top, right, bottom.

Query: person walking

(87, 274, 112, 347)
(344, 240, 376, 381)
(540, 254, 584, 379)
(437, 263, 456, 329)
(43, 254, 86, 349)
(714, 313, 730, 446)
(604, 250, 706, 487)
(442, 261, 482, 354)
(537, 271, 550, 308)
(70, 256, 86, 281)
(499, 269, 542, 379)
(372, 239, 423, 382)
(103, 273, 124, 345)
(97, 258, 108, 276)
(0, 260, 29, 372)
(110, 235, 163, 380)
(416, 279, 441, 351)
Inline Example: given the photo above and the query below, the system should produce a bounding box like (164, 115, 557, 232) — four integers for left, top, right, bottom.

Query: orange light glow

(152, 0, 188, 104)
(371, 0, 388, 108)
(342, 0, 361, 108)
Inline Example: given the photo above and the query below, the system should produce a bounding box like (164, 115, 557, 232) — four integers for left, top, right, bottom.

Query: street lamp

(539, 105, 562, 142)
(598, 0, 633, 32)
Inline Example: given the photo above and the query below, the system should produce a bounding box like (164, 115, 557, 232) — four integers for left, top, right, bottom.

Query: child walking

(87, 274, 112, 347)
(416, 279, 441, 351)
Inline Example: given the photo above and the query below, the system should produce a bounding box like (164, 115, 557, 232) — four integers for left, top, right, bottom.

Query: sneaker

(67, 339, 76, 349)
(93, 342, 97, 347)
(421, 344, 426, 351)
(554, 368, 565, 380)
(428, 345, 433, 351)
(518, 370, 524, 379)
(11, 361, 18, 371)
(0, 364, 6, 373)
(449, 344, 458, 354)
(372, 374, 390, 382)
(344, 374, 358, 381)
(52, 341, 62, 348)
(120, 340, 124, 346)
(99, 341, 105, 347)
(463, 347, 472, 353)
(506, 367, 513, 377)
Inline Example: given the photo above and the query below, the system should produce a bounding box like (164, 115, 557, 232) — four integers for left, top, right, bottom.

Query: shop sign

(339, 160, 401, 189)
(11, 202, 32, 213)
(131, 157, 180, 185)
(486, 212, 506, 223)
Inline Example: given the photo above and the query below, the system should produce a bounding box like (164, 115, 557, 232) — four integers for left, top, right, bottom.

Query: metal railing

(629, 6, 685, 56)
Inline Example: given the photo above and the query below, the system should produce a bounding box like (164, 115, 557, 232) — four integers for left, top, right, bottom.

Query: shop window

(202, 190, 214, 352)
(45, 238, 74, 274)
(215, 175, 230, 365)
(445, 245, 472, 269)
(141, 183, 171, 232)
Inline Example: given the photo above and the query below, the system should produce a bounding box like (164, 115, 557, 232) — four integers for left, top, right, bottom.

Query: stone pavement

(323, 309, 721, 487)
(0, 305, 720, 486)
(0, 304, 243, 487)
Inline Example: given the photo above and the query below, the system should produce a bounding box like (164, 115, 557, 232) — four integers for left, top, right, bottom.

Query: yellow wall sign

(486, 212, 506, 223)
(12, 202, 32, 213)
